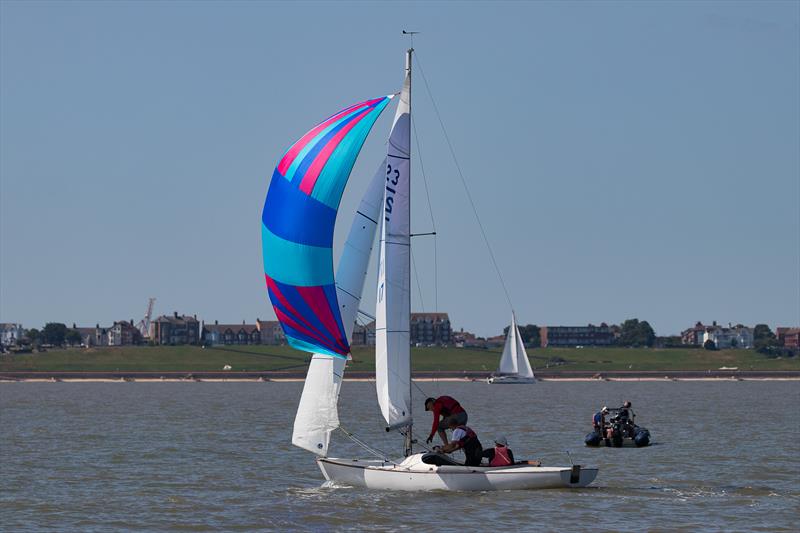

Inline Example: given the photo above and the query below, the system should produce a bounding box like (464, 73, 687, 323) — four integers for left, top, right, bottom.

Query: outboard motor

(584, 431, 601, 446)
(609, 416, 624, 447)
(634, 428, 651, 447)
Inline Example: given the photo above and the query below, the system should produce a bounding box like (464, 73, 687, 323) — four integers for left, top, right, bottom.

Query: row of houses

(680, 322, 755, 349)
(0, 313, 453, 348)
(4, 316, 798, 350)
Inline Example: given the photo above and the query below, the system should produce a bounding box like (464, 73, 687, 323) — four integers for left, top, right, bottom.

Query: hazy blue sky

(1, 1, 798, 337)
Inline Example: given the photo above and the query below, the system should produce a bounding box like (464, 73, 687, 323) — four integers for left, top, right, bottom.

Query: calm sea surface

(1, 380, 798, 532)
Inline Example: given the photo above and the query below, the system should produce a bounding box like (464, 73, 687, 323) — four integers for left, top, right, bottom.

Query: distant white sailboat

(262, 47, 596, 491)
(488, 313, 536, 384)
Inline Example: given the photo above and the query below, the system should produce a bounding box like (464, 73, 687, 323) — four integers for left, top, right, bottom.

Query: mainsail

(498, 313, 534, 378)
(261, 96, 391, 357)
(376, 52, 412, 430)
(292, 161, 386, 455)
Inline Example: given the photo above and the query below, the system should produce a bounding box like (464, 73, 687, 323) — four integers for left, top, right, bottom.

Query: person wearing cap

(592, 406, 609, 436)
(434, 418, 483, 466)
(482, 435, 515, 467)
(424, 395, 468, 445)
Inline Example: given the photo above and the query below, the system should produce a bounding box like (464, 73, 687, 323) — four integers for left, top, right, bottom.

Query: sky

(1, 1, 798, 337)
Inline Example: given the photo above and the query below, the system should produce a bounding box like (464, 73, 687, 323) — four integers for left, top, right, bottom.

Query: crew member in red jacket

(425, 395, 468, 445)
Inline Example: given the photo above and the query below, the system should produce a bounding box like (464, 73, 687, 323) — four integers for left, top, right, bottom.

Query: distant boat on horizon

(488, 313, 536, 384)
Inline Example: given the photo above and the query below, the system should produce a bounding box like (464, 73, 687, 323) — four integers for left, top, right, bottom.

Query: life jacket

(454, 425, 477, 444)
(490, 445, 513, 467)
(436, 396, 464, 417)
(592, 412, 604, 428)
(454, 425, 482, 466)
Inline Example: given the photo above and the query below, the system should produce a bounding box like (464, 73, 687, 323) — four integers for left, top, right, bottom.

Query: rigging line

(414, 51, 515, 312)
(411, 377, 429, 398)
(411, 247, 426, 313)
(337, 425, 396, 464)
(411, 109, 439, 312)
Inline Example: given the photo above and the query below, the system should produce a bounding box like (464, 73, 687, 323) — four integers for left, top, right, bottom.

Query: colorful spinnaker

(262, 96, 392, 357)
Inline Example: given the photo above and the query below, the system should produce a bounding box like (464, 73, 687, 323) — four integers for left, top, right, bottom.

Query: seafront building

(702, 324, 754, 349)
(256, 319, 286, 345)
(151, 313, 201, 345)
(540, 324, 615, 347)
(351, 321, 376, 346)
(680, 322, 707, 345)
(682, 321, 755, 349)
(410, 312, 451, 346)
(108, 320, 142, 346)
(0, 323, 24, 346)
(777, 327, 800, 349)
(201, 321, 261, 345)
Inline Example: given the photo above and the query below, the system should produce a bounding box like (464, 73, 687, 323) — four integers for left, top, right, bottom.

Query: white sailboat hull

(317, 453, 598, 491)
(488, 375, 536, 384)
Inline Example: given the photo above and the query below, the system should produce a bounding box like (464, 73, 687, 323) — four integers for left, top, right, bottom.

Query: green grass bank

(1, 345, 798, 373)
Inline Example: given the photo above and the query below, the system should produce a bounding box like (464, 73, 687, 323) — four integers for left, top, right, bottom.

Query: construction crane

(137, 298, 156, 338)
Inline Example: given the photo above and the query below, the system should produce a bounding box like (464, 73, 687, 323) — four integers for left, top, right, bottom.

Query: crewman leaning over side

(435, 418, 483, 466)
(425, 395, 467, 445)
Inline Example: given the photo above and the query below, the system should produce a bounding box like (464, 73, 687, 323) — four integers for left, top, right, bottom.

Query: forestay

(376, 56, 412, 429)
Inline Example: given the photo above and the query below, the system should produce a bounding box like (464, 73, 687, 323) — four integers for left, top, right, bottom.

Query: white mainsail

(376, 51, 412, 430)
(498, 314, 520, 375)
(292, 160, 386, 455)
(497, 313, 535, 379)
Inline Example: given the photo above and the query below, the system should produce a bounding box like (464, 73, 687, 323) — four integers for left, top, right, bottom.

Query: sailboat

(261, 48, 598, 490)
(488, 313, 536, 384)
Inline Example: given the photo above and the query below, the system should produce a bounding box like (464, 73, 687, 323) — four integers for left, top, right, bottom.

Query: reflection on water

(1, 381, 798, 531)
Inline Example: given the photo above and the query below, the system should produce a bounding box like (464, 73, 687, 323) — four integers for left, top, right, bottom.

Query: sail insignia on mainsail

(262, 96, 392, 358)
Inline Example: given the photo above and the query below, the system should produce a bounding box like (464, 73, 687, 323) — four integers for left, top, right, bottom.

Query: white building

(703, 325, 754, 349)
(0, 323, 24, 346)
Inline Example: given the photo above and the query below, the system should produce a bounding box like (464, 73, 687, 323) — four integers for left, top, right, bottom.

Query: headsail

(292, 161, 386, 455)
(376, 52, 412, 430)
(262, 96, 392, 357)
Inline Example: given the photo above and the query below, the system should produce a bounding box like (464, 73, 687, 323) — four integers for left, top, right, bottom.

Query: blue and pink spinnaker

(261, 96, 391, 357)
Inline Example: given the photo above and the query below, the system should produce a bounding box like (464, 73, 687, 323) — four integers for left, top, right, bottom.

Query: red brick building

(776, 327, 800, 349)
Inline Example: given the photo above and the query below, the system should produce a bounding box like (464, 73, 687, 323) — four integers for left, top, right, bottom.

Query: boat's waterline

(316, 453, 598, 491)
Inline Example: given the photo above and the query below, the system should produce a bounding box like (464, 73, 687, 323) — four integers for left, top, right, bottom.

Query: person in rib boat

(425, 396, 468, 445)
(433, 419, 484, 466)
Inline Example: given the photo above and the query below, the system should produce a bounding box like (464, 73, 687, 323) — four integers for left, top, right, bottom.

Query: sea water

(1, 380, 798, 531)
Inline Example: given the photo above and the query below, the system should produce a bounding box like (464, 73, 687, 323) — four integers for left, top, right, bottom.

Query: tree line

(504, 319, 656, 348)
(24, 323, 81, 347)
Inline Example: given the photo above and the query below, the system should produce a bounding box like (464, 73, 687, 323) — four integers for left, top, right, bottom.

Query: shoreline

(2, 370, 800, 383)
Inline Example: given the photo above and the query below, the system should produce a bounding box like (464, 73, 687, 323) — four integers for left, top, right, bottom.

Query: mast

(404, 46, 413, 457)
